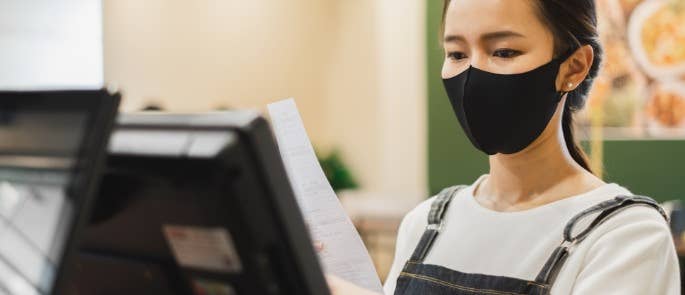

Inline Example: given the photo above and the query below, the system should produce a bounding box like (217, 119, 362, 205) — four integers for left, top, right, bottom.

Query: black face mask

(442, 54, 570, 155)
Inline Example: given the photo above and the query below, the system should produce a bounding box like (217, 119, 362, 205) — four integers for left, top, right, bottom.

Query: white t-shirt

(383, 175, 680, 294)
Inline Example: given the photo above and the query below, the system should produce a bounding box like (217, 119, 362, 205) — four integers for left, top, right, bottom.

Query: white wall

(321, 0, 426, 198)
(104, 0, 334, 144)
(375, 0, 427, 197)
(0, 0, 103, 89)
(104, 0, 427, 198)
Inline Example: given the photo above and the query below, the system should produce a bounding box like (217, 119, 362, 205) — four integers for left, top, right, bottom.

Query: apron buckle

(426, 223, 443, 232)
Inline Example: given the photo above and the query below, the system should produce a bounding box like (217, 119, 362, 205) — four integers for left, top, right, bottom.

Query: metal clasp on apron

(426, 223, 442, 232)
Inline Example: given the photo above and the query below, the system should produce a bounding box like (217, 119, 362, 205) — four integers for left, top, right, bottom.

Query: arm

(383, 196, 436, 294)
(382, 211, 420, 294)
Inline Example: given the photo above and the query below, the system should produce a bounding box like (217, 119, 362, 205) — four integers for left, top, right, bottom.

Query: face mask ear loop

(557, 90, 569, 103)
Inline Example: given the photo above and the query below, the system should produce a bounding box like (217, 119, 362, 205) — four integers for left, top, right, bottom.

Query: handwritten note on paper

(267, 98, 383, 293)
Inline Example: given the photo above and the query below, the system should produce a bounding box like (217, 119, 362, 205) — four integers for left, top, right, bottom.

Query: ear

(555, 45, 594, 92)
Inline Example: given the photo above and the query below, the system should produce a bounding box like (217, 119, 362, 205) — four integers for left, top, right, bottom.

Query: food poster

(581, 0, 685, 139)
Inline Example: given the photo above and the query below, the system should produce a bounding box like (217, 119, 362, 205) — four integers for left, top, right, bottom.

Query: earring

(566, 82, 574, 90)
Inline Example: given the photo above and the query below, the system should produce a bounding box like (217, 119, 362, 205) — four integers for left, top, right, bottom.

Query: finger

(313, 240, 325, 252)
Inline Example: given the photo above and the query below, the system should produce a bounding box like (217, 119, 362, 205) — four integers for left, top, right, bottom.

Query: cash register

(62, 112, 330, 295)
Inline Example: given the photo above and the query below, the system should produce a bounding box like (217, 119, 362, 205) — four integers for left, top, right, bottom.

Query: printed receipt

(267, 98, 383, 292)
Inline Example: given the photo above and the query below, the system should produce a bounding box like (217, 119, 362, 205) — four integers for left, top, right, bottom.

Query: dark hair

(441, 0, 602, 173)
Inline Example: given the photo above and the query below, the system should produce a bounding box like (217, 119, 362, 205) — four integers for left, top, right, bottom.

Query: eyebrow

(443, 30, 526, 43)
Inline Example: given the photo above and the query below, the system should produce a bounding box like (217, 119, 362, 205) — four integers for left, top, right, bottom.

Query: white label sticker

(162, 225, 242, 273)
(192, 278, 236, 295)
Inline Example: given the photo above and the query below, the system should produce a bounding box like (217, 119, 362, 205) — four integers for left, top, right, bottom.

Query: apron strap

(534, 195, 669, 285)
(408, 185, 468, 262)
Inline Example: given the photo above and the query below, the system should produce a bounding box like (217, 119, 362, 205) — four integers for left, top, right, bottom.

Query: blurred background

(1, 0, 684, 283)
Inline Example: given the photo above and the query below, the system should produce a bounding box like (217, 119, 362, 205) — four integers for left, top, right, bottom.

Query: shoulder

(584, 184, 670, 236)
(573, 184, 671, 243)
(584, 200, 671, 248)
(571, 192, 675, 272)
(397, 185, 469, 240)
(570, 196, 679, 293)
(397, 195, 434, 235)
(572, 183, 669, 238)
(401, 185, 467, 223)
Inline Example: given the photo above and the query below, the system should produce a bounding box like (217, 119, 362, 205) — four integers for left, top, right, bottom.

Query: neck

(480, 127, 587, 206)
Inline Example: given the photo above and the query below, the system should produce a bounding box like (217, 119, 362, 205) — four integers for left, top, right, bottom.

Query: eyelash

(493, 49, 522, 58)
(447, 49, 523, 61)
(447, 52, 467, 61)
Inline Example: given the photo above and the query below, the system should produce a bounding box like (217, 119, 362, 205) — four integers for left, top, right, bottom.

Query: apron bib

(394, 185, 668, 295)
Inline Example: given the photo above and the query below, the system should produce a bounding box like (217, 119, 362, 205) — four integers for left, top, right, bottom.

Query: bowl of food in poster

(628, 0, 685, 79)
(619, 0, 645, 19)
(645, 80, 685, 136)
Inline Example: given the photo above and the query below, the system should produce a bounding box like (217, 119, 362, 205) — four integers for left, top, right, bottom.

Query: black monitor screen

(0, 91, 119, 295)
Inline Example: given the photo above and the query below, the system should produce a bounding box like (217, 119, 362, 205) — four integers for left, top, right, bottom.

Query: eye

(447, 51, 468, 61)
(492, 49, 522, 59)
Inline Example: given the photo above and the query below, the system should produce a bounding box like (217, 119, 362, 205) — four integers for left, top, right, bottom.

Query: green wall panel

(603, 141, 685, 202)
(427, 0, 488, 196)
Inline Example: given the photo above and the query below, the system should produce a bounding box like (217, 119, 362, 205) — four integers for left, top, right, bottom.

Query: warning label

(192, 278, 236, 295)
(163, 225, 242, 273)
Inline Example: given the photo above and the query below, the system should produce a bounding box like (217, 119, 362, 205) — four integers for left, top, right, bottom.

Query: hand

(313, 240, 325, 253)
(326, 275, 382, 295)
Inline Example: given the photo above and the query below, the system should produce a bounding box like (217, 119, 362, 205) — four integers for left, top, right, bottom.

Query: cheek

(442, 59, 466, 79)
(487, 52, 553, 75)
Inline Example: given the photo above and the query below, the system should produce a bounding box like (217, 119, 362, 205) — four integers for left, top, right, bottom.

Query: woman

(328, 0, 680, 294)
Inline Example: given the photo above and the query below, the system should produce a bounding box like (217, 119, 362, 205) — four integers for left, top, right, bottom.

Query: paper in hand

(267, 98, 383, 293)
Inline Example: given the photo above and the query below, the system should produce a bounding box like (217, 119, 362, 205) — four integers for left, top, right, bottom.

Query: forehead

(444, 0, 549, 37)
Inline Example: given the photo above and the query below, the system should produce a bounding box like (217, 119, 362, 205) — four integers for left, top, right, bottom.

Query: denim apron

(394, 185, 669, 295)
